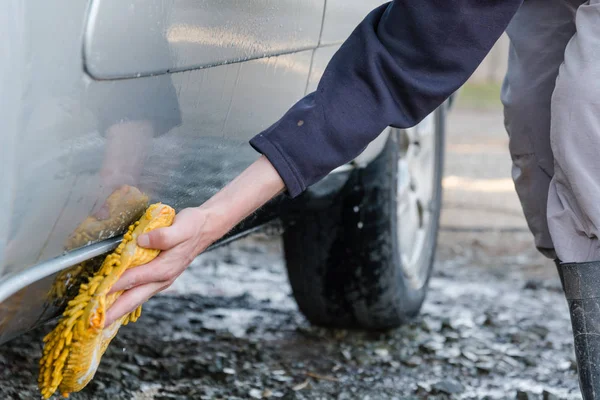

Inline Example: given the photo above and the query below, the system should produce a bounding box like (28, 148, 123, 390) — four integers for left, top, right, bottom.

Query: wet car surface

(0, 0, 390, 342)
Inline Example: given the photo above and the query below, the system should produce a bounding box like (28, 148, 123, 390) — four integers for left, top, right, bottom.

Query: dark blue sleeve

(250, 0, 521, 197)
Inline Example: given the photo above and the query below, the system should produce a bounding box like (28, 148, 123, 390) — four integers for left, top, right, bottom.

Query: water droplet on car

(357, 222, 364, 229)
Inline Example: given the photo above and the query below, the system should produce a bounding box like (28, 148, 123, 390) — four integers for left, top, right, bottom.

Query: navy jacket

(250, 1, 522, 197)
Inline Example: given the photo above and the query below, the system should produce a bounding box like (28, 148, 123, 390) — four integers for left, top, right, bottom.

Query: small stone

(341, 349, 352, 360)
(415, 382, 430, 394)
(133, 354, 146, 366)
(552, 360, 570, 371)
(374, 348, 389, 358)
(403, 356, 422, 368)
(272, 374, 293, 382)
(292, 379, 310, 391)
(441, 317, 454, 331)
(354, 349, 371, 366)
(431, 380, 464, 395)
(542, 390, 559, 400)
(528, 324, 550, 339)
(475, 362, 494, 374)
(444, 331, 461, 342)
(419, 341, 444, 354)
(511, 331, 532, 344)
(524, 279, 541, 290)
(503, 356, 521, 368)
(462, 350, 479, 362)
(570, 359, 578, 371)
(249, 388, 263, 399)
(223, 368, 236, 375)
(516, 390, 536, 400)
(337, 392, 353, 400)
(483, 313, 498, 327)
(523, 356, 538, 367)
(421, 317, 442, 332)
(473, 348, 493, 356)
(507, 351, 538, 367)
(121, 363, 140, 375)
(437, 346, 461, 359)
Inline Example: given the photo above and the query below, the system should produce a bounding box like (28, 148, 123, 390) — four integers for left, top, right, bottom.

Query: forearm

(251, 0, 521, 197)
(199, 155, 285, 242)
(106, 157, 284, 324)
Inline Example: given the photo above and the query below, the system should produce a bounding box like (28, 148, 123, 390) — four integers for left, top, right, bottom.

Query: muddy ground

(0, 107, 584, 399)
(0, 230, 580, 400)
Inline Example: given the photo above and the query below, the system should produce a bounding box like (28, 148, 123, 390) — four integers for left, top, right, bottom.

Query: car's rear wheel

(282, 105, 445, 329)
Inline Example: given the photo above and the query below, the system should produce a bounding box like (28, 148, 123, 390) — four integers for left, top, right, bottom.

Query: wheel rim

(397, 112, 438, 290)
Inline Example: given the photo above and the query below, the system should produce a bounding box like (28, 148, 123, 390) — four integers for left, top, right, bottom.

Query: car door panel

(0, 0, 390, 342)
(305, 44, 340, 94)
(320, 0, 387, 46)
(3, 49, 313, 278)
(85, 0, 324, 79)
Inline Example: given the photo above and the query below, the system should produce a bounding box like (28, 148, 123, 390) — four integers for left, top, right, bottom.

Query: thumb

(137, 226, 184, 250)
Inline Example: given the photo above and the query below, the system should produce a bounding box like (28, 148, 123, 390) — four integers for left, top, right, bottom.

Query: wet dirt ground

(0, 107, 584, 399)
(0, 230, 580, 400)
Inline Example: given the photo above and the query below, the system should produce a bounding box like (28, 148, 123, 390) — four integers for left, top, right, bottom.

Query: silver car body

(0, 0, 390, 343)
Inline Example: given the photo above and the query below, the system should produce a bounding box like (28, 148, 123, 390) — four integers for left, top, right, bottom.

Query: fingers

(104, 281, 166, 326)
(137, 207, 208, 252)
(102, 207, 208, 325)
(137, 210, 198, 250)
(137, 227, 182, 250)
(109, 254, 171, 293)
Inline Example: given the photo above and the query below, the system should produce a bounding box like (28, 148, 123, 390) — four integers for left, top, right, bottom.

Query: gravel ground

(0, 228, 582, 400)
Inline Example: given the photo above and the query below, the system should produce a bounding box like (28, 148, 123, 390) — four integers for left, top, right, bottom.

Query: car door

(0, 0, 390, 343)
(0, 0, 324, 343)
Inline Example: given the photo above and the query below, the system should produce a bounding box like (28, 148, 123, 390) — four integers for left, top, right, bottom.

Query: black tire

(283, 106, 446, 330)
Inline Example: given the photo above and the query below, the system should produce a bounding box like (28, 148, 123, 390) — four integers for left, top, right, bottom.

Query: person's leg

(501, 0, 581, 260)
(548, 2, 600, 397)
(548, 1, 600, 263)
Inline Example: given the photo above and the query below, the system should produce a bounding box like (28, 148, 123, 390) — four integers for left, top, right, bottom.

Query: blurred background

(441, 33, 527, 232)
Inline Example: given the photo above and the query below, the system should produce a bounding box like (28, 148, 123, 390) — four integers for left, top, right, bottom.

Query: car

(0, 0, 450, 344)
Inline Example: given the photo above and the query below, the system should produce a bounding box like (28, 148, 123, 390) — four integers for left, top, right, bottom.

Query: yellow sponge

(49, 185, 149, 302)
(38, 203, 175, 398)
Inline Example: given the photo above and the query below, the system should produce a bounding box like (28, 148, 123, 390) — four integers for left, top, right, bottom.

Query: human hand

(104, 155, 285, 326)
(104, 207, 218, 325)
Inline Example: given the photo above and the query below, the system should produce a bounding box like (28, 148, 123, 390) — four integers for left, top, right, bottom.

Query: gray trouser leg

(548, 0, 600, 262)
(501, 0, 581, 259)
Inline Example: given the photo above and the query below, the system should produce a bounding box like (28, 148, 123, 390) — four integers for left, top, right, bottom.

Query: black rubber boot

(558, 261, 600, 399)
(554, 258, 565, 293)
